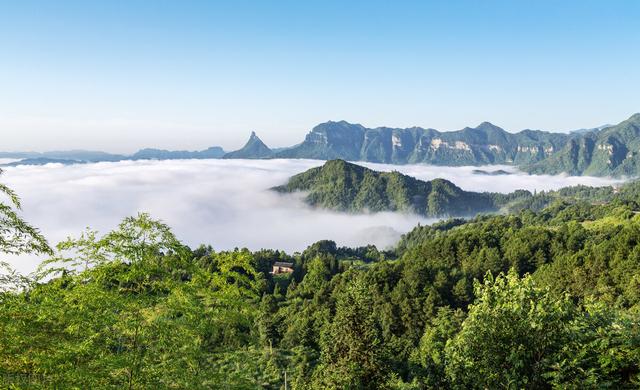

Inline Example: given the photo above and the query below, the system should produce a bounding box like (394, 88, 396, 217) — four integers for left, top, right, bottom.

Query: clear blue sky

(1, 0, 639, 152)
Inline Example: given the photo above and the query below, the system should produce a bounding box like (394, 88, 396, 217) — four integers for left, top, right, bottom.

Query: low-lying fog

(1, 159, 624, 273)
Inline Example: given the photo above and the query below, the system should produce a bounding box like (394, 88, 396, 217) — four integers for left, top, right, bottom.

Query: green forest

(273, 159, 529, 217)
(274, 159, 637, 219)
(1, 170, 640, 389)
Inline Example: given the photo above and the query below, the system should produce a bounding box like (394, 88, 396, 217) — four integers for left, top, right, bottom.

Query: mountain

(268, 115, 640, 177)
(1, 146, 226, 166)
(223, 132, 273, 159)
(275, 121, 368, 160)
(0, 151, 37, 159)
(272, 120, 569, 166)
(272, 159, 528, 217)
(0, 150, 125, 162)
(4, 114, 640, 176)
(131, 146, 225, 160)
(524, 113, 640, 176)
(39, 150, 126, 162)
(569, 124, 611, 135)
(1, 157, 86, 167)
(0, 150, 125, 166)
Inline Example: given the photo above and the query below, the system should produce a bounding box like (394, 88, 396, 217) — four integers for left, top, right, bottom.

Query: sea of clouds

(1, 159, 624, 273)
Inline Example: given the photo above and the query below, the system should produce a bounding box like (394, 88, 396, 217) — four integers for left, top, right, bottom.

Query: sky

(1, 0, 639, 152)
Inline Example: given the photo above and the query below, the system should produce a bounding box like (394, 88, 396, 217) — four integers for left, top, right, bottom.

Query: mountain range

(235, 113, 640, 177)
(3, 113, 640, 177)
(0, 147, 226, 166)
(524, 114, 640, 176)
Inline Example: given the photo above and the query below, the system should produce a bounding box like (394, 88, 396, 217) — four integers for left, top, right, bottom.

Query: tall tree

(313, 274, 388, 389)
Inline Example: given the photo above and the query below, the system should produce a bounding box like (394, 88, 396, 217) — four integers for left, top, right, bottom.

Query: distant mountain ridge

(4, 113, 640, 177)
(273, 159, 531, 217)
(569, 124, 611, 135)
(3, 157, 86, 167)
(273, 120, 569, 166)
(131, 146, 225, 160)
(0, 150, 126, 162)
(524, 114, 640, 176)
(230, 113, 639, 176)
(1, 146, 226, 167)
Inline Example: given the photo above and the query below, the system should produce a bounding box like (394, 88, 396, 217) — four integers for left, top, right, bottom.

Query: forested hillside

(1, 170, 639, 388)
(525, 113, 640, 176)
(273, 159, 529, 217)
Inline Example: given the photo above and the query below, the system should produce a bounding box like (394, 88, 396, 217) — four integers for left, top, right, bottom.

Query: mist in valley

(1, 158, 624, 273)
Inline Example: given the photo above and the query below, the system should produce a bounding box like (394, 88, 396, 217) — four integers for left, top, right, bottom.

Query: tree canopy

(1, 175, 640, 388)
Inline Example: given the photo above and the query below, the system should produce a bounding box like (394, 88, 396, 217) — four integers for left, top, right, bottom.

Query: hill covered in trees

(1, 168, 640, 388)
(274, 159, 534, 217)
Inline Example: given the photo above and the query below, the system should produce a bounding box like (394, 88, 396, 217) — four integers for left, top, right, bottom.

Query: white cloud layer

(1, 159, 624, 274)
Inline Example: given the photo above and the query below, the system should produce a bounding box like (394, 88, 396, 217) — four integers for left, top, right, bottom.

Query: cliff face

(524, 114, 640, 176)
(275, 120, 569, 166)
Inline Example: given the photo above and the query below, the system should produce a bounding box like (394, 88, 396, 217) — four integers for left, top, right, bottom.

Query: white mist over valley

(2, 159, 624, 273)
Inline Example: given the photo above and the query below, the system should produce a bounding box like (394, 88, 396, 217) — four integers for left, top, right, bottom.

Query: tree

(0, 170, 50, 257)
(312, 274, 388, 388)
(0, 170, 51, 291)
(411, 307, 465, 388)
(445, 270, 575, 389)
(544, 301, 640, 388)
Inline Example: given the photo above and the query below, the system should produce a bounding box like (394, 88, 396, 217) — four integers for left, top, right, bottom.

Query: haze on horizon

(1, 1, 639, 153)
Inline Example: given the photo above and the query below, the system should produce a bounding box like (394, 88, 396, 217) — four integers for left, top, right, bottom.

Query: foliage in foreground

(1, 176, 640, 388)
